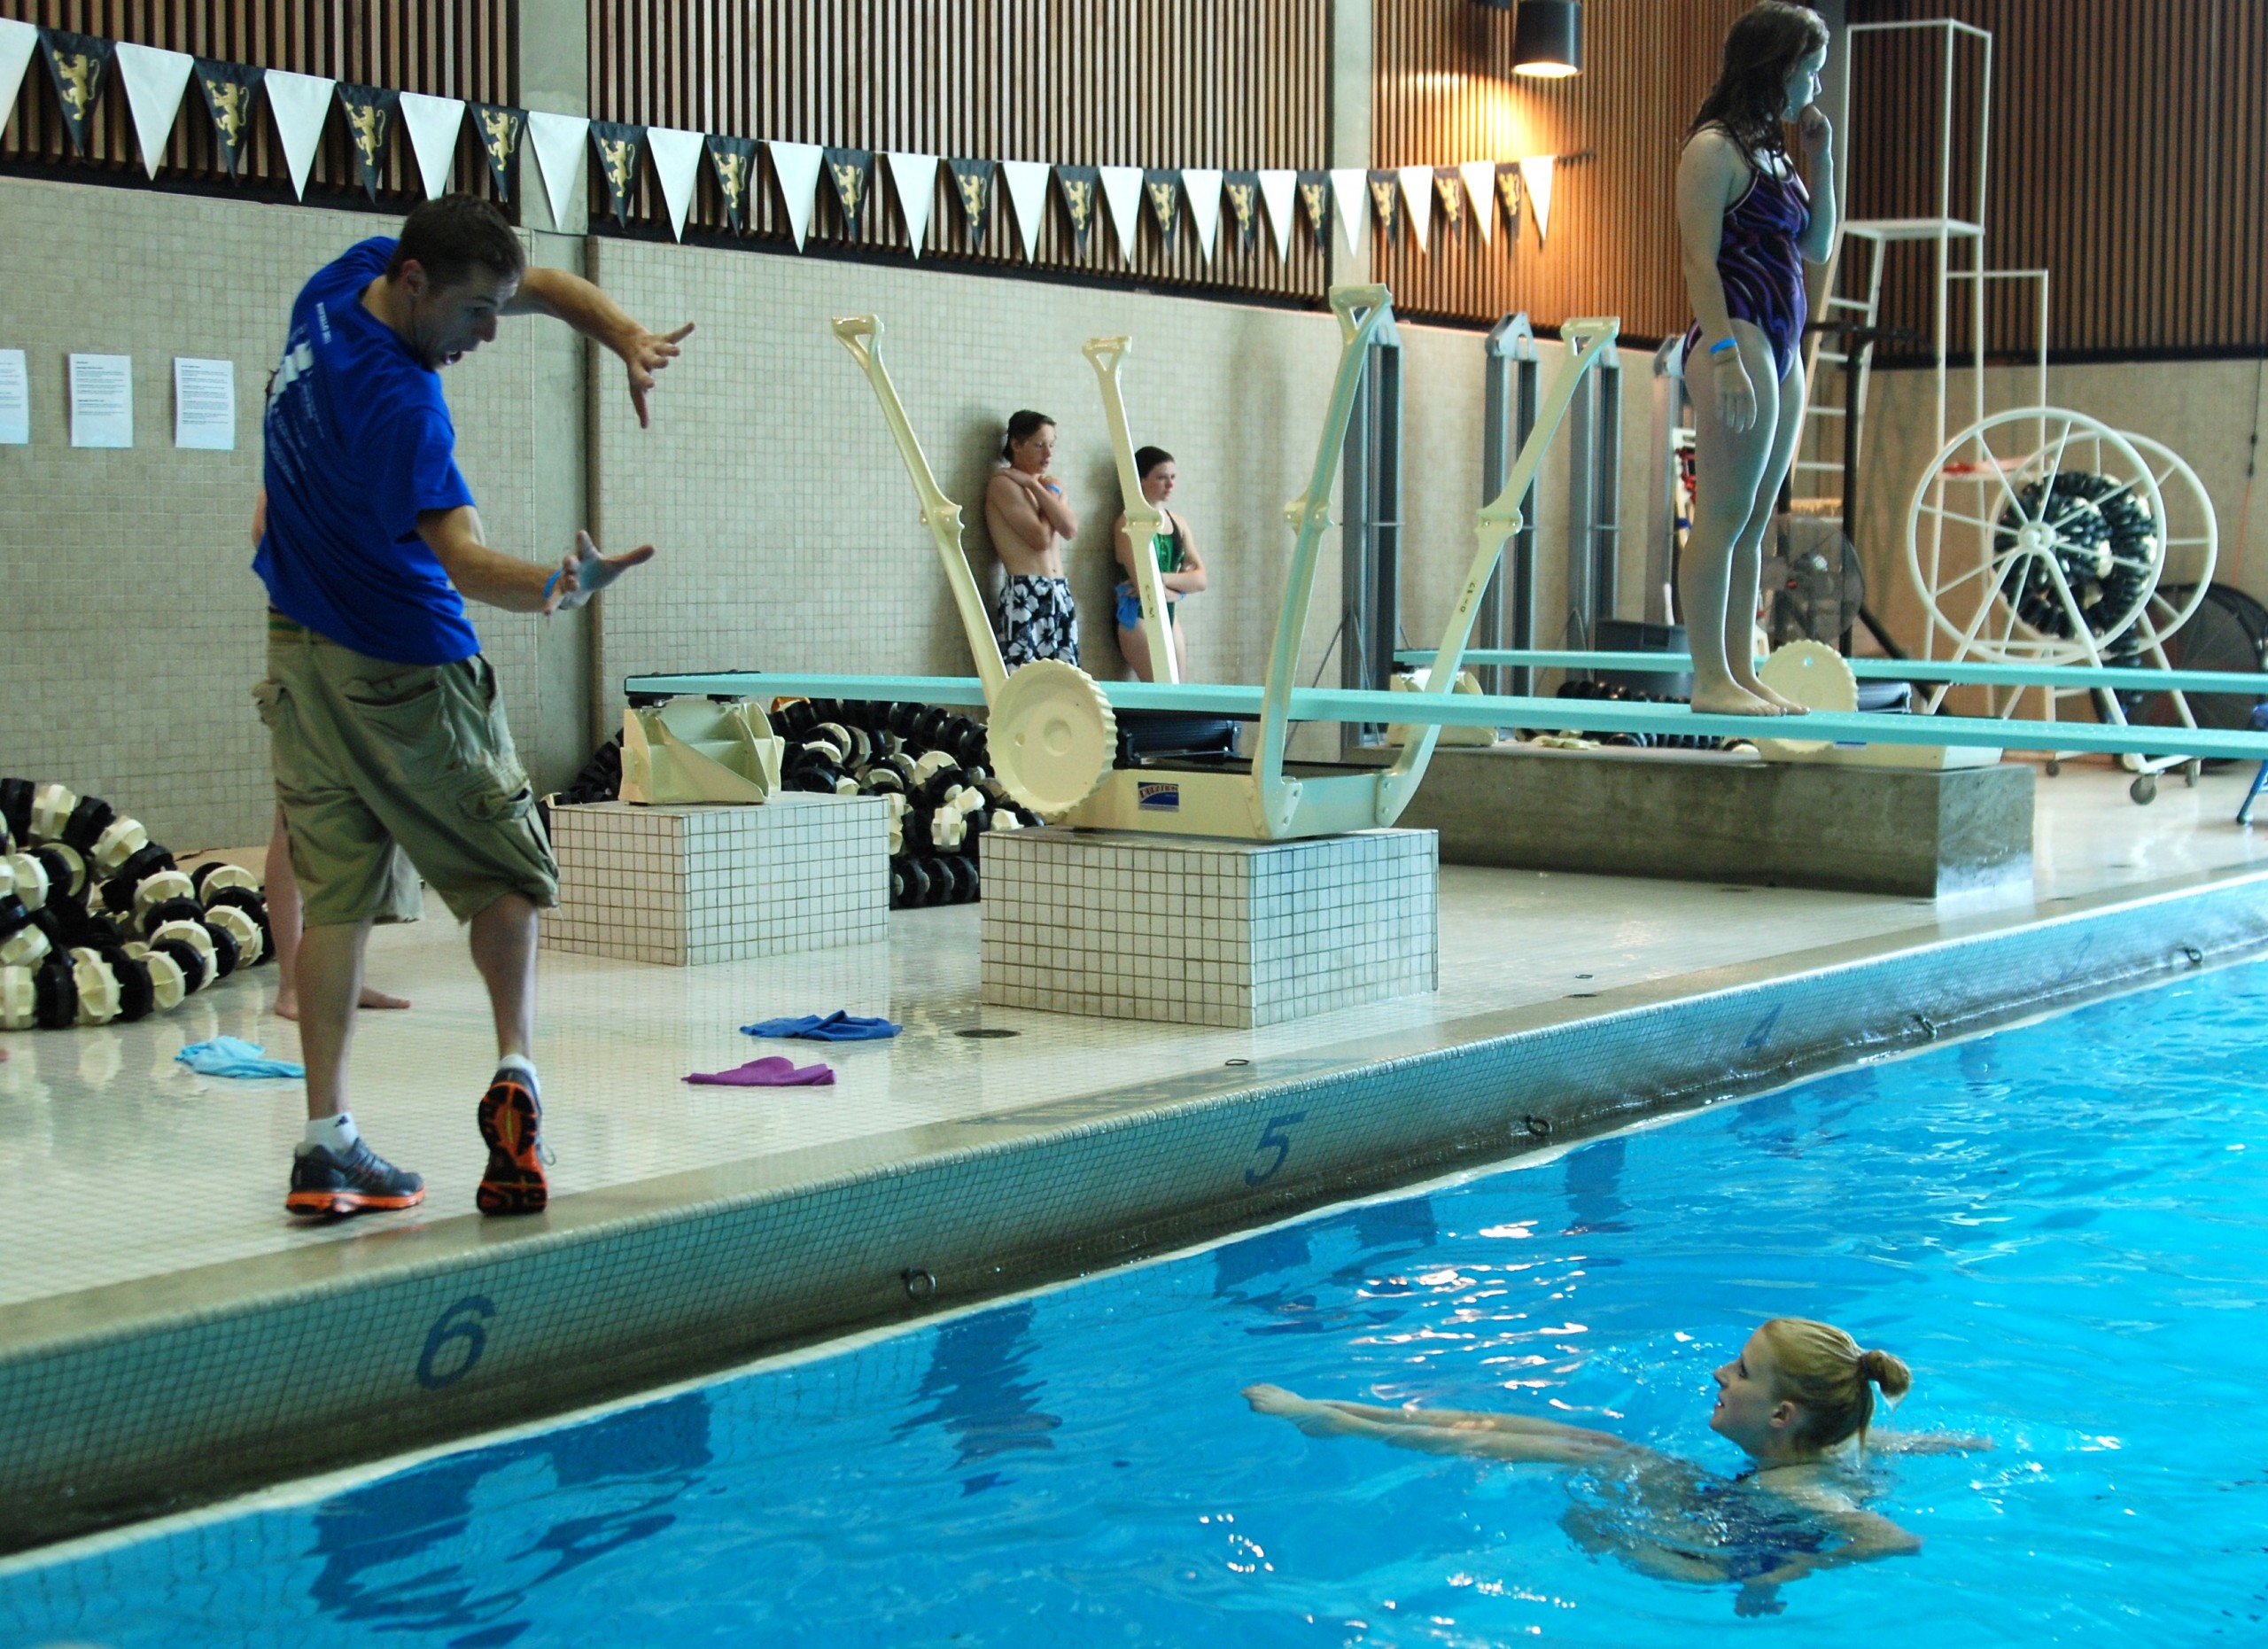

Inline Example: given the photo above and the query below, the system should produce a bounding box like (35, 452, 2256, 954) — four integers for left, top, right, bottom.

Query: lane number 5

(1245, 1112, 1308, 1186)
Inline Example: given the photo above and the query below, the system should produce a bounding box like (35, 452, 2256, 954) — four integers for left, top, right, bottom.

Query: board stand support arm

(1084, 335, 1178, 685)
(1378, 316, 1621, 823)
(832, 315, 1011, 706)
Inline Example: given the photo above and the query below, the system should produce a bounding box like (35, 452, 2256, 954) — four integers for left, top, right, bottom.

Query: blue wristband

(1709, 337, 1739, 355)
(542, 569, 563, 602)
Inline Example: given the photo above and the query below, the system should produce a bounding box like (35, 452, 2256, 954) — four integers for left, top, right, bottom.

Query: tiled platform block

(981, 827, 1438, 1027)
(545, 797, 888, 965)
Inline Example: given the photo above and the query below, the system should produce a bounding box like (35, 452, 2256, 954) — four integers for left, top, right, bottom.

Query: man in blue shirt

(256, 195, 690, 1220)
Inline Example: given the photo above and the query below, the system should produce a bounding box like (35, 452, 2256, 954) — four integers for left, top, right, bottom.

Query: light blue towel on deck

(176, 1037, 306, 1079)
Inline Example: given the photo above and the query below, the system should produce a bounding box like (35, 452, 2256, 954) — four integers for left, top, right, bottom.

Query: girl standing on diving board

(1677, 2, 1838, 715)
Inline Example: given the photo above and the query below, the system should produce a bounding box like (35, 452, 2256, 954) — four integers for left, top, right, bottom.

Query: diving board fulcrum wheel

(1754, 640, 1856, 758)
(985, 659, 1117, 821)
(1906, 408, 2166, 667)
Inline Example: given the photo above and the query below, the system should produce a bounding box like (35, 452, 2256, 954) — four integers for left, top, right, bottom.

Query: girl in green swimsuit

(1112, 446, 1208, 681)
(1248, 1315, 1989, 1616)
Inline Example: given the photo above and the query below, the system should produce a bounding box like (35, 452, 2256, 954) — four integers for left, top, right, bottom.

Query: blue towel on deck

(740, 1011, 901, 1042)
(176, 1037, 306, 1079)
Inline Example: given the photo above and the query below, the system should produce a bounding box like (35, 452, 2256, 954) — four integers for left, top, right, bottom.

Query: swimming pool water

(7, 964, 2268, 1646)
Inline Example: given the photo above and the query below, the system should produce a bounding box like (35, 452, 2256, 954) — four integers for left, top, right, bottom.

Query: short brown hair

(386, 195, 526, 290)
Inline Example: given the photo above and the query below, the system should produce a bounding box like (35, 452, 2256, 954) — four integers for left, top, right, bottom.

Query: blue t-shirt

(254, 237, 481, 665)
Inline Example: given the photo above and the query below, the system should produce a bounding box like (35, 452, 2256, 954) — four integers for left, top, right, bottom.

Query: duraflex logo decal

(1137, 782, 1181, 812)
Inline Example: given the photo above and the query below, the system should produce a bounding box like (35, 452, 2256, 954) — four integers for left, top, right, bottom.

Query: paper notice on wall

(173, 357, 236, 451)
(0, 349, 27, 445)
(69, 353, 133, 448)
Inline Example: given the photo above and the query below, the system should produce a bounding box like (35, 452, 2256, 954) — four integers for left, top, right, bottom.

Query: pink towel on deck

(684, 1055, 836, 1087)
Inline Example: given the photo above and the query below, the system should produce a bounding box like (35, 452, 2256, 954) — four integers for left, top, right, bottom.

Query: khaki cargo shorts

(255, 611, 558, 927)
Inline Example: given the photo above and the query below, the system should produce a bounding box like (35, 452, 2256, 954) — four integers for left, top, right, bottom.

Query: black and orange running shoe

(476, 1068, 549, 1216)
(285, 1140, 426, 1218)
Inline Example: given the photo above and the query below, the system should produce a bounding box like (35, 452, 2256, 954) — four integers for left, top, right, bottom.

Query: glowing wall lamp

(1511, 1, 1582, 78)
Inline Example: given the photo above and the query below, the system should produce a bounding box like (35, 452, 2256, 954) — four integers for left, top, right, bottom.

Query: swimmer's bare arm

(988, 471, 1057, 556)
(502, 266, 693, 429)
(1245, 1385, 1632, 1465)
(1868, 1428, 1994, 1455)
(1161, 515, 1206, 594)
(418, 507, 654, 614)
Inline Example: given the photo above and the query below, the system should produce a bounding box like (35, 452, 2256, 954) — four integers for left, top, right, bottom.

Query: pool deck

(4, 761, 2267, 1551)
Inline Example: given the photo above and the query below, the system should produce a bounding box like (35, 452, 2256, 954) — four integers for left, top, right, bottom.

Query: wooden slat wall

(587, 0, 1331, 302)
(1849, 0, 2268, 360)
(1371, 0, 1754, 338)
(0, 1, 517, 207)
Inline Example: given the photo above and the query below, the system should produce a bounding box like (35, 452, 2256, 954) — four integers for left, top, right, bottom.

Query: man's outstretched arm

(418, 507, 653, 614)
(501, 266, 694, 428)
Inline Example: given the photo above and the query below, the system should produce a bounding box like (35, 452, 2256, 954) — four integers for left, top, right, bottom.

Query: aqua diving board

(624, 671, 2268, 762)
(1395, 648, 2268, 698)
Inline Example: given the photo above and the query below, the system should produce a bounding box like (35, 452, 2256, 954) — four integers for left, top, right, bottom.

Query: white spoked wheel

(1906, 407, 2168, 667)
(2118, 432, 2218, 653)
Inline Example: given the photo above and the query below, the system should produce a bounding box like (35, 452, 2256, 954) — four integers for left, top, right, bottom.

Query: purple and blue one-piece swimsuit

(1684, 155, 1812, 382)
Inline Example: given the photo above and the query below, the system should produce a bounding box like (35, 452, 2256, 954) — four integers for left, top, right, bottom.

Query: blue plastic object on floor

(175, 1037, 306, 1079)
(740, 1011, 902, 1042)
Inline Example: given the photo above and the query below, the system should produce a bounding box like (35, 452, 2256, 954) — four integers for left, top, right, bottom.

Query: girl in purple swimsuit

(1676, 3, 1840, 715)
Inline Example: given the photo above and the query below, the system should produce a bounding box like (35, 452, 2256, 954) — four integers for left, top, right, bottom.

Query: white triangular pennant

(1099, 165, 1144, 262)
(1329, 169, 1368, 255)
(1398, 166, 1433, 253)
(113, 43, 194, 180)
(1521, 153, 1557, 245)
(645, 125, 704, 240)
(397, 91, 465, 200)
(0, 19, 36, 138)
(885, 152, 938, 257)
(1257, 169, 1297, 263)
(766, 140, 822, 250)
(525, 111, 588, 230)
(999, 159, 1052, 261)
(264, 70, 334, 201)
(1460, 160, 1497, 246)
(1182, 167, 1223, 262)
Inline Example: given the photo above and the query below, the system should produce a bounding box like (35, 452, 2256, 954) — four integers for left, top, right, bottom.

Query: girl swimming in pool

(1247, 1316, 1987, 1615)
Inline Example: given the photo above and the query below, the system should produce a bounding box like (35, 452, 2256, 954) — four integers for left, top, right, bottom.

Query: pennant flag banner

(193, 58, 262, 177)
(470, 102, 524, 202)
(113, 43, 193, 180)
(1459, 159, 1497, 245)
(1258, 168, 1297, 261)
(947, 157, 995, 249)
(883, 151, 937, 255)
(1142, 168, 1180, 251)
(1329, 168, 1367, 256)
(1055, 164, 1100, 255)
(645, 125, 704, 240)
(588, 120, 645, 226)
(336, 84, 400, 204)
(769, 140, 823, 249)
(1366, 169, 1401, 246)
(999, 159, 1050, 260)
(1295, 169, 1332, 253)
(824, 146, 874, 236)
(0, 20, 37, 138)
(1432, 167, 1464, 242)
(398, 91, 464, 200)
(1099, 165, 1144, 262)
(38, 28, 113, 156)
(1495, 161, 1523, 237)
(707, 134, 758, 233)
(263, 69, 334, 200)
(524, 110, 587, 229)
(1222, 169, 1261, 253)
(1520, 153, 1556, 245)
(1183, 167, 1223, 261)
(1397, 165, 1433, 252)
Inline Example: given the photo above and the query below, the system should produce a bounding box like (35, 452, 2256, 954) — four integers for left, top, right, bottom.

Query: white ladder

(1788, 231, 1889, 517)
